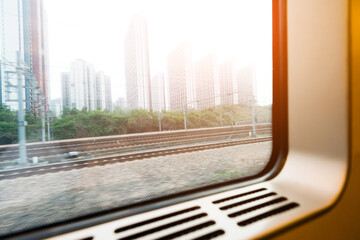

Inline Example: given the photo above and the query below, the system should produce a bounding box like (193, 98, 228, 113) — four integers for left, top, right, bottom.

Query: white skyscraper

(105, 75, 112, 112)
(61, 72, 70, 108)
(167, 42, 196, 111)
(237, 65, 257, 106)
(151, 72, 166, 111)
(0, 0, 50, 111)
(124, 15, 151, 110)
(195, 53, 220, 110)
(219, 59, 238, 105)
(95, 72, 107, 110)
(62, 62, 112, 112)
(70, 59, 89, 110)
(87, 64, 96, 111)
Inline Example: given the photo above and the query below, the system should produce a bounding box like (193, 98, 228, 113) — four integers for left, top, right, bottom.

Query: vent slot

(212, 188, 267, 204)
(118, 213, 207, 240)
(115, 206, 200, 233)
(220, 192, 277, 210)
(192, 230, 225, 240)
(154, 221, 215, 240)
(237, 202, 300, 226)
(228, 197, 287, 218)
(78, 237, 93, 240)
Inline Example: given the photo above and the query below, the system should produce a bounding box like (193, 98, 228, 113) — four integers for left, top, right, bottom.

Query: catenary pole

(158, 111, 162, 131)
(41, 98, 45, 143)
(47, 107, 51, 140)
(17, 51, 27, 164)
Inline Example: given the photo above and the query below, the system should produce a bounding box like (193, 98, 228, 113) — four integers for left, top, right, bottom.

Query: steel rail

(0, 127, 272, 161)
(0, 136, 272, 180)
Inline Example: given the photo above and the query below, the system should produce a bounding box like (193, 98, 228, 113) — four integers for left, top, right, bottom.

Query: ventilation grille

(48, 186, 302, 240)
(115, 206, 224, 240)
(213, 188, 299, 227)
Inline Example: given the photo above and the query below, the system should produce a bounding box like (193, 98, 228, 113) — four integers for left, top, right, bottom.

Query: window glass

(0, 0, 272, 236)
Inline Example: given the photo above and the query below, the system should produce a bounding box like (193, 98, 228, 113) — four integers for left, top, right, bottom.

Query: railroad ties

(0, 124, 272, 180)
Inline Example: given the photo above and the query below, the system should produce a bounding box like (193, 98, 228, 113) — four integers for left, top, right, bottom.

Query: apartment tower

(167, 42, 196, 111)
(124, 15, 151, 110)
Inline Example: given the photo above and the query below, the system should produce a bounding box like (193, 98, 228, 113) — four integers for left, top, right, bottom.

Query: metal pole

(252, 95, 257, 136)
(41, 99, 45, 143)
(184, 111, 187, 130)
(183, 105, 187, 130)
(158, 111, 162, 131)
(17, 51, 27, 164)
(220, 111, 223, 126)
(47, 106, 50, 141)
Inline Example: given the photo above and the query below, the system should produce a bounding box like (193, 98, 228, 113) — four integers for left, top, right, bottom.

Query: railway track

(0, 136, 272, 180)
(0, 124, 271, 161)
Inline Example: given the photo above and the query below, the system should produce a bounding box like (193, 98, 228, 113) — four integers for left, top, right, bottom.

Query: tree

(0, 104, 17, 144)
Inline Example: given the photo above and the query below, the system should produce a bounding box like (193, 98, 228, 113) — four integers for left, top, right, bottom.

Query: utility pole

(220, 111, 223, 126)
(230, 106, 233, 127)
(251, 94, 257, 136)
(47, 106, 51, 140)
(16, 51, 28, 164)
(41, 98, 46, 143)
(158, 111, 162, 131)
(183, 105, 187, 130)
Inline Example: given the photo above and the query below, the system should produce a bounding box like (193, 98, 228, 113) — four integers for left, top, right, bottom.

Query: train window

(0, 0, 280, 238)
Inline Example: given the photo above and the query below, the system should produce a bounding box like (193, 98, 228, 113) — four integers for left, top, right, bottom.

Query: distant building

(114, 97, 127, 110)
(30, 0, 50, 110)
(104, 76, 112, 112)
(219, 59, 238, 105)
(195, 53, 220, 109)
(124, 15, 151, 110)
(0, 0, 49, 111)
(167, 42, 196, 111)
(95, 72, 107, 110)
(61, 72, 70, 108)
(50, 98, 62, 117)
(151, 72, 166, 111)
(68, 59, 91, 110)
(87, 64, 96, 111)
(61, 60, 112, 112)
(237, 65, 257, 105)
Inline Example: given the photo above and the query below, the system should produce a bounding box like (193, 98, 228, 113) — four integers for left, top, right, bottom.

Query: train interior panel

(0, 0, 359, 239)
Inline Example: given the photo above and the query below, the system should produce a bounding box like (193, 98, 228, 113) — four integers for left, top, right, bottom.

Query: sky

(43, 0, 273, 105)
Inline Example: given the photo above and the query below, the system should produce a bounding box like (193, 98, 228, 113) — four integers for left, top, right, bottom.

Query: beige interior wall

(274, 0, 360, 239)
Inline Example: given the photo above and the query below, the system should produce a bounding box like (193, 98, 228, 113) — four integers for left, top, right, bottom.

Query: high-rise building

(30, 0, 50, 108)
(69, 59, 90, 110)
(124, 15, 151, 110)
(0, 0, 49, 111)
(61, 72, 70, 108)
(49, 98, 62, 117)
(87, 64, 96, 111)
(95, 72, 107, 110)
(237, 65, 257, 106)
(62, 60, 112, 112)
(167, 42, 196, 111)
(114, 97, 127, 110)
(151, 72, 166, 111)
(0, 0, 30, 110)
(104, 75, 112, 112)
(219, 59, 238, 105)
(195, 53, 220, 110)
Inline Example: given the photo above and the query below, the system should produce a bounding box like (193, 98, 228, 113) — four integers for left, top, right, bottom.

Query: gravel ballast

(0, 141, 272, 236)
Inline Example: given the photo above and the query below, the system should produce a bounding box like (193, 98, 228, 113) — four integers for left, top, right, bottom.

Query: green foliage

(127, 109, 157, 133)
(0, 103, 272, 144)
(0, 121, 18, 144)
(0, 104, 17, 144)
(25, 111, 42, 142)
(162, 111, 184, 130)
